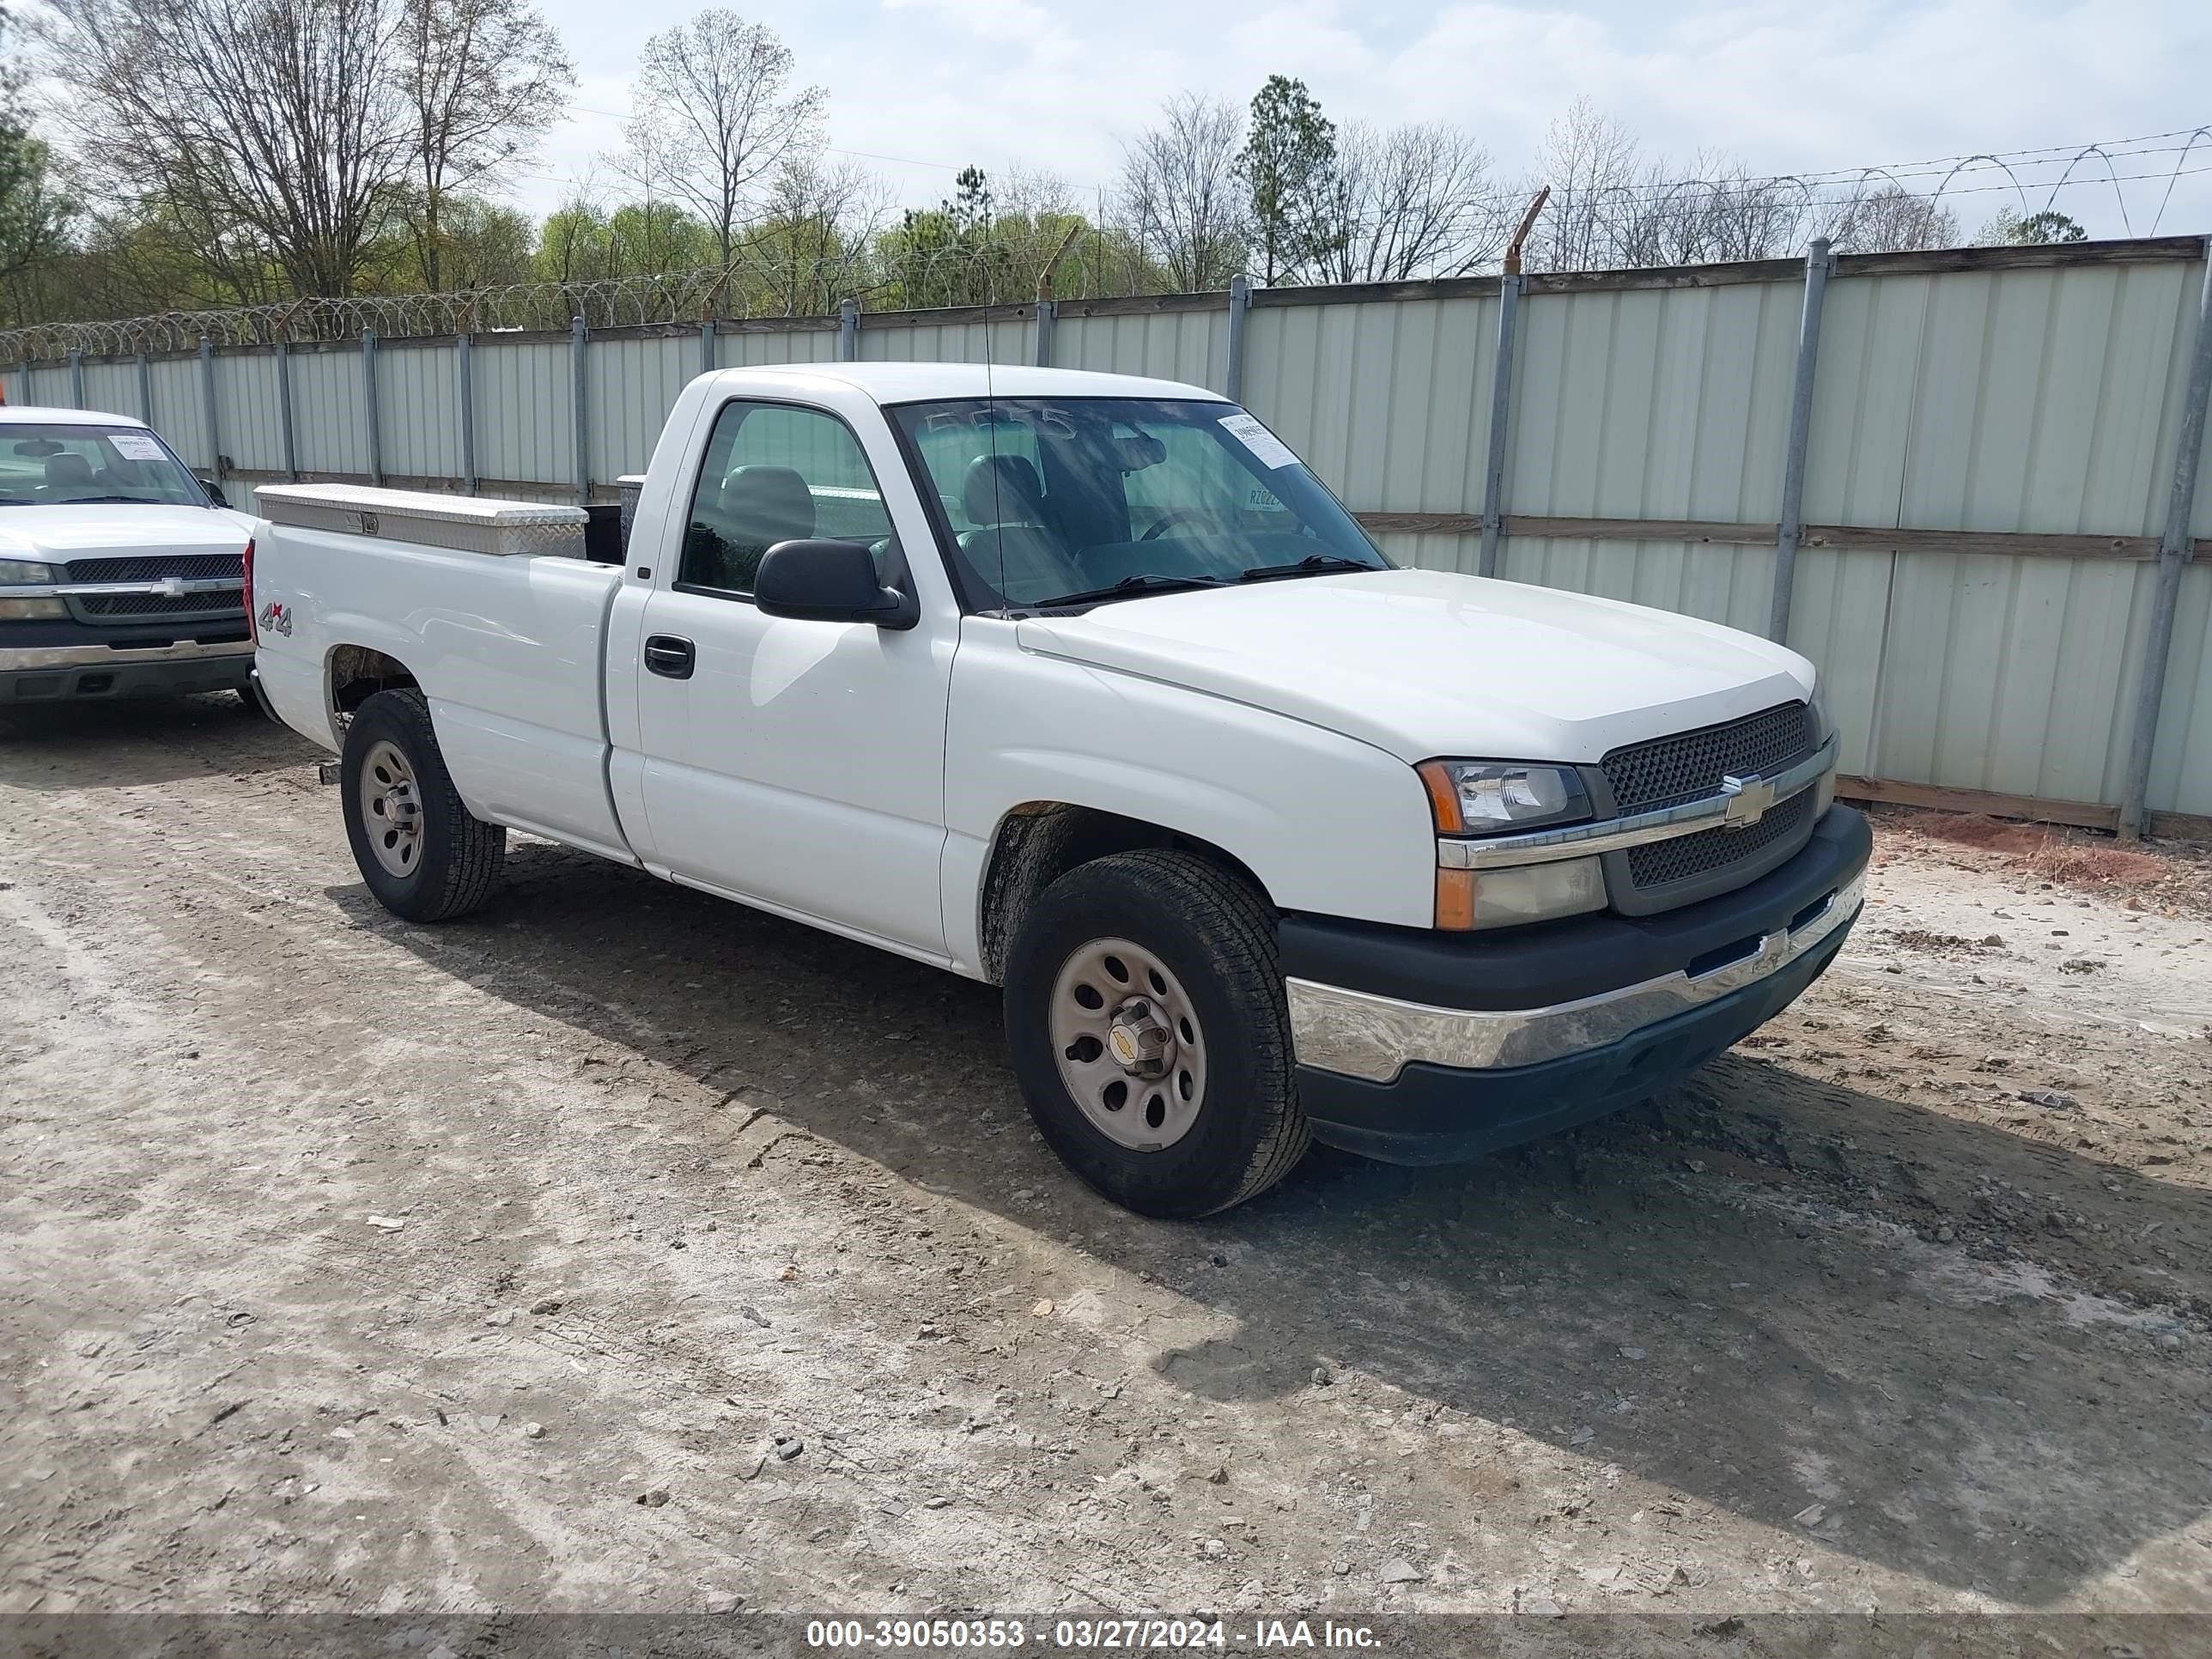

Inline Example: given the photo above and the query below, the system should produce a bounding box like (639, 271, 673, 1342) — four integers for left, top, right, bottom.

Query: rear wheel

(1005, 849, 1310, 1218)
(340, 688, 504, 922)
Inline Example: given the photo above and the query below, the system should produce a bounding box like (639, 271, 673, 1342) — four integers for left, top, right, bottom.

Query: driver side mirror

(204, 483, 231, 509)
(755, 538, 919, 630)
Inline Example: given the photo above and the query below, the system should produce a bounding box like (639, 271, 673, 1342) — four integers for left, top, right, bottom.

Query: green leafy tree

(0, 4, 71, 321)
(607, 200, 716, 276)
(1979, 206, 2088, 246)
(1236, 74, 1336, 284)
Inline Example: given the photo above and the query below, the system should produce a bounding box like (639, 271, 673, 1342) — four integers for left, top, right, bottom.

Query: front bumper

(1284, 805, 1871, 1164)
(0, 638, 255, 703)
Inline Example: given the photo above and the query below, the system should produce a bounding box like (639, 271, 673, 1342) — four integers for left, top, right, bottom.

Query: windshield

(0, 422, 210, 507)
(887, 397, 1389, 611)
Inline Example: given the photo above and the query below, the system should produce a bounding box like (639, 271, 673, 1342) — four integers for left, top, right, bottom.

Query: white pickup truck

(252, 363, 1868, 1217)
(0, 405, 258, 705)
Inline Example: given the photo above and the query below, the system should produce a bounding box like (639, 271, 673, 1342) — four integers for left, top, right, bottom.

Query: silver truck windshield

(888, 397, 1389, 611)
(0, 423, 210, 507)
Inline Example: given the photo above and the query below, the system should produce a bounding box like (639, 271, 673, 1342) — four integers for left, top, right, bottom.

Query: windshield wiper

(1026, 573, 1228, 611)
(56, 495, 163, 505)
(1237, 553, 1380, 582)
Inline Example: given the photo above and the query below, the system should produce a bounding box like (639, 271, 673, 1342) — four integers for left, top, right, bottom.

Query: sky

(519, 0, 2212, 244)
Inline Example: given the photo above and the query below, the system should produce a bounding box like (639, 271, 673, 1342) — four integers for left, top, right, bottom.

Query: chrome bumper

(1287, 872, 1864, 1084)
(0, 639, 255, 672)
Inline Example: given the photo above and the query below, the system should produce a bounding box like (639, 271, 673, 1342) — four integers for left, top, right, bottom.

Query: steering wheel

(1140, 509, 1218, 542)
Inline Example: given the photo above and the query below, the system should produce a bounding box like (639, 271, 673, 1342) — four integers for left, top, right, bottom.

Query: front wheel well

(976, 803, 1273, 984)
(327, 645, 419, 724)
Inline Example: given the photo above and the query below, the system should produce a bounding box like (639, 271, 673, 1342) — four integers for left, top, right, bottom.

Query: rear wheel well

(328, 646, 419, 725)
(976, 803, 1272, 984)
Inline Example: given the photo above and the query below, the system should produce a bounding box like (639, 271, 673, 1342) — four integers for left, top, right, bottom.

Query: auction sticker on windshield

(108, 434, 167, 462)
(1218, 412, 1299, 471)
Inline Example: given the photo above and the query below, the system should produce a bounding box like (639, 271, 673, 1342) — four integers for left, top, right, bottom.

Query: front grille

(76, 588, 241, 618)
(1626, 787, 1815, 890)
(65, 553, 242, 584)
(1601, 701, 1816, 811)
(1601, 702, 1820, 909)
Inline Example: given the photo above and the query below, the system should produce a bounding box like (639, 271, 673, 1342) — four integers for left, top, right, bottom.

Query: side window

(679, 402, 895, 595)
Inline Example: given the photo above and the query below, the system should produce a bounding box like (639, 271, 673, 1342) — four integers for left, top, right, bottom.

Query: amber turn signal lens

(1434, 867, 1477, 931)
(1418, 761, 1465, 835)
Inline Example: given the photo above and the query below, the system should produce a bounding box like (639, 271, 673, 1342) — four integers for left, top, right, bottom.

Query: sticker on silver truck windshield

(1218, 412, 1298, 471)
(107, 433, 166, 462)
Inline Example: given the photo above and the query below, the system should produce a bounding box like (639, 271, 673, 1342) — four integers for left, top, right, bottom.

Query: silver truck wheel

(338, 689, 505, 923)
(357, 739, 424, 878)
(1005, 849, 1310, 1218)
(1048, 936, 1209, 1151)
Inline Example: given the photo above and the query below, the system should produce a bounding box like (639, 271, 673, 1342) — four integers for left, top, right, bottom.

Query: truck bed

(252, 519, 632, 860)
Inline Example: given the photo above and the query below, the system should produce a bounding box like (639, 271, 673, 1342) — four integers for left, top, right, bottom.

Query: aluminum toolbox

(255, 484, 588, 558)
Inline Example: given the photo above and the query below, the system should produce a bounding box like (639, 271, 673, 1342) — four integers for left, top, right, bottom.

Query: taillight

(241, 539, 257, 644)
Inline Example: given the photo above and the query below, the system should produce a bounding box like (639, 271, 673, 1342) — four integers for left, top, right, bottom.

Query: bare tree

(1817, 185, 1959, 252)
(1522, 98, 1640, 274)
(40, 0, 413, 297)
(1312, 121, 1508, 283)
(1603, 154, 1806, 268)
(748, 153, 887, 313)
(1115, 93, 1246, 291)
(623, 9, 824, 279)
(397, 0, 573, 290)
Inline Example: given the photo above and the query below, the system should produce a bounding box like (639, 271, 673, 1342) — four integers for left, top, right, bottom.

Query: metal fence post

(198, 336, 221, 478)
(1033, 298, 1056, 368)
(68, 348, 84, 409)
(572, 314, 591, 507)
(275, 342, 299, 482)
(362, 328, 383, 486)
(700, 319, 715, 377)
(1224, 275, 1251, 403)
(136, 352, 153, 424)
(457, 332, 477, 495)
(839, 299, 860, 362)
(2119, 237, 2212, 839)
(1768, 238, 1835, 642)
(1477, 275, 1525, 579)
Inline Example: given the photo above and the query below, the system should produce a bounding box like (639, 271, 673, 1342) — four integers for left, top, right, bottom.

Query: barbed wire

(5, 138, 2209, 361)
(0, 234, 1171, 361)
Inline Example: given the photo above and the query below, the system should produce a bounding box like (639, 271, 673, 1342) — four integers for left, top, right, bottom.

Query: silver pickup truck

(0, 404, 257, 705)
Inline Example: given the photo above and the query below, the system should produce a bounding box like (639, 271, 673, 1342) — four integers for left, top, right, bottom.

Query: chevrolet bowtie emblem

(1720, 773, 1777, 828)
(160, 575, 186, 597)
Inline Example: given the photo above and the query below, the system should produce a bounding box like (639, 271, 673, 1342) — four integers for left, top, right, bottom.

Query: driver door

(632, 398, 952, 958)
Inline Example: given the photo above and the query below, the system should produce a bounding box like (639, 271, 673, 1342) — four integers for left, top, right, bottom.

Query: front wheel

(339, 688, 505, 922)
(1004, 849, 1310, 1218)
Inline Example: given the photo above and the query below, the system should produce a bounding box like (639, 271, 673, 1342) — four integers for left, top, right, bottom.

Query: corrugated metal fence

(8, 237, 2211, 833)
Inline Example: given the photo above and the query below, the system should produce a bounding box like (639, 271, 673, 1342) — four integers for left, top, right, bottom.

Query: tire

(339, 688, 505, 923)
(1004, 848, 1310, 1218)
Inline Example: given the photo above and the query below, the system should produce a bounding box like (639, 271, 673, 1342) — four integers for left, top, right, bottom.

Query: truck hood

(0, 503, 256, 560)
(1013, 568, 1815, 763)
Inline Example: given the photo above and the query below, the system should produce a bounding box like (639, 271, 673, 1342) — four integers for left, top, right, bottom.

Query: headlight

(0, 596, 68, 618)
(1417, 760, 1592, 836)
(0, 558, 58, 585)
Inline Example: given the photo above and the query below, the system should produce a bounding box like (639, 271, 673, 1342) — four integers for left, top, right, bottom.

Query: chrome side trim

(0, 639, 254, 672)
(1437, 732, 1838, 869)
(1287, 872, 1864, 1084)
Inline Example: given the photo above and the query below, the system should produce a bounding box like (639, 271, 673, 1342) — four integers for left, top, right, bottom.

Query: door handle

(644, 635, 695, 679)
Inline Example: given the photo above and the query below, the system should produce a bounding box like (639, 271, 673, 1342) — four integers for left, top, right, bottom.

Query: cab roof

(0, 404, 149, 427)
(702, 362, 1228, 405)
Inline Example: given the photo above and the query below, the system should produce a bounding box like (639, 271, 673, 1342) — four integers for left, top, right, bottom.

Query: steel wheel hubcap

(359, 738, 424, 878)
(1049, 937, 1207, 1151)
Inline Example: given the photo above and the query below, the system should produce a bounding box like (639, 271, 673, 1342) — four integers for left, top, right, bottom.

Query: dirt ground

(3, 696, 2209, 1629)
